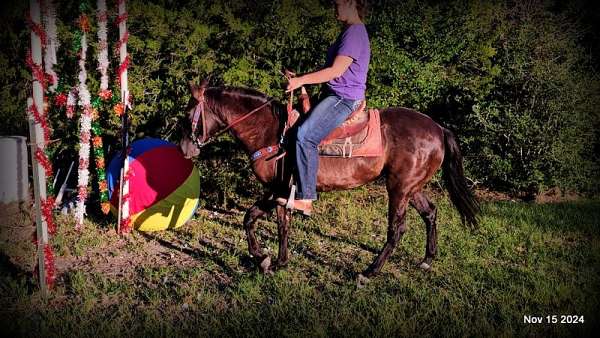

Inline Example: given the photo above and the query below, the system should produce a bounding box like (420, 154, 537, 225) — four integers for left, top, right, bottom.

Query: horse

(178, 78, 479, 280)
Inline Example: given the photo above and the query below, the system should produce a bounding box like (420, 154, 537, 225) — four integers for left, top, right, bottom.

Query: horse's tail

(442, 128, 480, 227)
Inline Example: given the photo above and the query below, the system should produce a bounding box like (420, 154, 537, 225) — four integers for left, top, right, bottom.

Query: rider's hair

(356, 0, 367, 21)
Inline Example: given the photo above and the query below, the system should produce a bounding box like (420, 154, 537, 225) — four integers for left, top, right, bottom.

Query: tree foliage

(1, 0, 598, 203)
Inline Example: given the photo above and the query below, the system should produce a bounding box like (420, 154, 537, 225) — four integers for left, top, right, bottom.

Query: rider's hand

(286, 76, 304, 93)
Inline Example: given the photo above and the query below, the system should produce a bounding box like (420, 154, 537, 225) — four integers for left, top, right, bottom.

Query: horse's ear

(188, 80, 205, 101)
(199, 76, 210, 89)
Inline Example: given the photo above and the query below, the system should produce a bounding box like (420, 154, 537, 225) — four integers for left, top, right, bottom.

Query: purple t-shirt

(324, 24, 370, 100)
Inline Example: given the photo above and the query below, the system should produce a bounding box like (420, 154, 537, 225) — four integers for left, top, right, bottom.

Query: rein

(190, 93, 275, 148)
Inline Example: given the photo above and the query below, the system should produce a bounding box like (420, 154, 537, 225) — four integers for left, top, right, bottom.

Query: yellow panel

(128, 166, 200, 232)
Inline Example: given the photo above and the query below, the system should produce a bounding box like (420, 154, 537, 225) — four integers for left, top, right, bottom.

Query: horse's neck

(217, 93, 280, 154)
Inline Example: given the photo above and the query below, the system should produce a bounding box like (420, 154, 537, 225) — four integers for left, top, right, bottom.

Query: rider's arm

(286, 55, 353, 92)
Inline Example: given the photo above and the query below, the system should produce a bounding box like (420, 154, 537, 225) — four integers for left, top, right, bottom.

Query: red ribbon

(42, 197, 57, 235)
(114, 13, 128, 26)
(44, 244, 56, 289)
(26, 13, 47, 46)
(117, 54, 130, 86)
(114, 32, 129, 54)
(26, 49, 47, 90)
(35, 149, 53, 177)
(120, 218, 132, 234)
(28, 103, 50, 143)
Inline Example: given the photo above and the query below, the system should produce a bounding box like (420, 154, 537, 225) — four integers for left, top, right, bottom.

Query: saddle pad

(318, 108, 383, 158)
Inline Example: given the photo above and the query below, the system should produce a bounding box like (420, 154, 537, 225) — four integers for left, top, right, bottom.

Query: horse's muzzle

(180, 136, 200, 159)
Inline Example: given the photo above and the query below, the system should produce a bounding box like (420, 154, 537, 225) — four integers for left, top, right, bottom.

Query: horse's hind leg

(361, 188, 409, 278)
(243, 192, 276, 271)
(410, 191, 437, 270)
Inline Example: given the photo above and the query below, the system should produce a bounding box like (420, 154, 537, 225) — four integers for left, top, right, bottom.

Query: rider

(283, 0, 370, 215)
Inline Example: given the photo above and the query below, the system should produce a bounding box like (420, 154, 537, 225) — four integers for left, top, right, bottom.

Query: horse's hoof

(418, 261, 432, 271)
(259, 256, 272, 274)
(271, 259, 289, 272)
(356, 273, 370, 289)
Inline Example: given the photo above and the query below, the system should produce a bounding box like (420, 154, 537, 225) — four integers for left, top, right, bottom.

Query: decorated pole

(94, 0, 111, 215)
(74, 5, 92, 229)
(116, 0, 131, 233)
(27, 0, 53, 296)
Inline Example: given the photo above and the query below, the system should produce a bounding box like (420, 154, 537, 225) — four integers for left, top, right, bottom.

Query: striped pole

(116, 0, 131, 234)
(28, 0, 49, 296)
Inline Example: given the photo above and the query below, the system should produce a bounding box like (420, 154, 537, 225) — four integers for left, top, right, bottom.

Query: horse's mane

(206, 85, 285, 119)
(209, 86, 272, 103)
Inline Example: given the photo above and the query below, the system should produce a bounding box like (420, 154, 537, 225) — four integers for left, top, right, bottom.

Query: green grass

(1, 185, 599, 337)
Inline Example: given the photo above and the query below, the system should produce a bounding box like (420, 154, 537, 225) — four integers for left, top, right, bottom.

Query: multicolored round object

(107, 138, 200, 232)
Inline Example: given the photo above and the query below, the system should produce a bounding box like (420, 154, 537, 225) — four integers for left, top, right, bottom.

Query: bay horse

(179, 78, 479, 280)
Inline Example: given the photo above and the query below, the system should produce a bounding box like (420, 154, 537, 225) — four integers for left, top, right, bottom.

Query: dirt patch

(473, 188, 514, 202)
(54, 235, 202, 279)
(534, 187, 581, 204)
(0, 203, 36, 273)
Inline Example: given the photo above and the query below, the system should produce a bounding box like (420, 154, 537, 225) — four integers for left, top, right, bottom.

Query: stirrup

(285, 185, 296, 210)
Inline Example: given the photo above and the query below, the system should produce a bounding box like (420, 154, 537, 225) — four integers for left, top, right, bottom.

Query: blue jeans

(295, 94, 362, 200)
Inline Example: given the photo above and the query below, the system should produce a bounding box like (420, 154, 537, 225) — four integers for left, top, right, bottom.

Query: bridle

(189, 90, 275, 148)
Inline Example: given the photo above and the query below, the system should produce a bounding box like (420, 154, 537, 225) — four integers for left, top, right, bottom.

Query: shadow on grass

(139, 232, 239, 278)
(299, 224, 380, 254)
(0, 252, 36, 293)
(189, 213, 366, 278)
(485, 199, 600, 235)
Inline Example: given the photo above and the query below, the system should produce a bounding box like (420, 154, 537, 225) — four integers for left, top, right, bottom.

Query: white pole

(117, 0, 130, 233)
(29, 0, 49, 296)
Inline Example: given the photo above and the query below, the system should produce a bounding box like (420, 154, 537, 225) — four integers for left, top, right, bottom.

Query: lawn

(1, 185, 598, 337)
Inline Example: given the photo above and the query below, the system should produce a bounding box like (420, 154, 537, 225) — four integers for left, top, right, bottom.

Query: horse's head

(179, 78, 221, 159)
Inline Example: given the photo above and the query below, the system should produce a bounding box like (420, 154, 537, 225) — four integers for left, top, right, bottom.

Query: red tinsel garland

(114, 31, 128, 54)
(120, 218, 131, 234)
(42, 197, 57, 235)
(54, 92, 67, 106)
(28, 0, 59, 292)
(28, 103, 50, 143)
(43, 244, 56, 289)
(26, 49, 47, 90)
(114, 13, 128, 27)
(117, 54, 130, 86)
(35, 149, 53, 177)
(26, 13, 47, 46)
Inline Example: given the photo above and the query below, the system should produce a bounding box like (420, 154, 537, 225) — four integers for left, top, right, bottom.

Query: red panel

(111, 146, 193, 215)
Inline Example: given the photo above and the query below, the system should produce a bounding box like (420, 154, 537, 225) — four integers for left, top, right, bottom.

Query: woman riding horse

(282, 0, 370, 216)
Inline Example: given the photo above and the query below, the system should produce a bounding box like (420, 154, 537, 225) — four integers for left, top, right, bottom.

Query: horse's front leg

(272, 205, 292, 270)
(243, 193, 276, 272)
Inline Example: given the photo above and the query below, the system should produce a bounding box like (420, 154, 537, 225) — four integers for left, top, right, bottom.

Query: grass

(1, 184, 599, 337)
